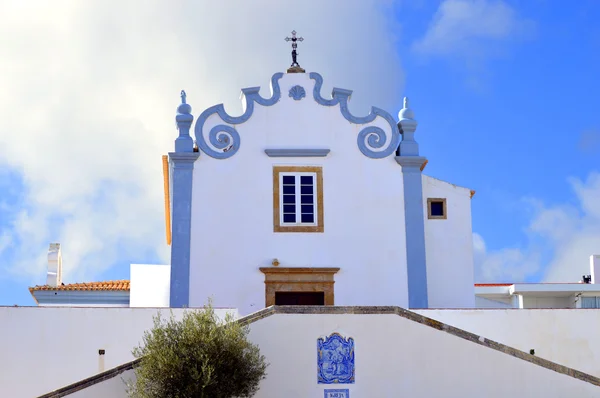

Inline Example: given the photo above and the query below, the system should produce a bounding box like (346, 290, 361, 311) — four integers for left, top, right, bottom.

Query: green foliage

(128, 302, 268, 398)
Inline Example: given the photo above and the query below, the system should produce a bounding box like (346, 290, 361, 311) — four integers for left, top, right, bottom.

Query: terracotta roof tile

(29, 280, 130, 292)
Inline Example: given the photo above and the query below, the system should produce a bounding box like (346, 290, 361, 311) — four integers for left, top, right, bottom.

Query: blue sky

(1, 0, 599, 305)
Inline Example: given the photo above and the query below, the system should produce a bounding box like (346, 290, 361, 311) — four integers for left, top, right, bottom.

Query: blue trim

(395, 155, 428, 308)
(169, 152, 200, 308)
(33, 290, 130, 306)
(289, 85, 306, 100)
(195, 73, 284, 159)
(264, 148, 330, 157)
(194, 72, 400, 160)
(175, 90, 194, 153)
(309, 72, 400, 159)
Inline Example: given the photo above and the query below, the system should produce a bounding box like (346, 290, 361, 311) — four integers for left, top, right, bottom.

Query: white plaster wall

(475, 295, 514, 308)
(247, 313, 599, 397)
(522, 295, 574, 308)
(0, 307, 236, 398)
(417, 309, 600, 377)
(422, 175, 475, 308)
(69, 369, 135, 398)
(130, 264, 170, 307)
(190, 72, 409, 314)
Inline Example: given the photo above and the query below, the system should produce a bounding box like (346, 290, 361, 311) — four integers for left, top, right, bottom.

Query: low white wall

(69, 369, 135, 398)
(417, 309, 600, 377)
(54, 311, 600, 397)
(248, 313, 598, 397)
(0, 307, 236, 398)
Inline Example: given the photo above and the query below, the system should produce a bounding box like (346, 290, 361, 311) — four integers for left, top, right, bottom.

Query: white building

(15, 57, 600, 397)
(163, 63, 476, 313)
(475, 255, 600, 308)
(31, 66, 477, 313)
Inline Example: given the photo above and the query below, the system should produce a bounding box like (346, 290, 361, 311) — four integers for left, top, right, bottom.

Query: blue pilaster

(395, 98, 428, 309)
(169, 91, 199, 308)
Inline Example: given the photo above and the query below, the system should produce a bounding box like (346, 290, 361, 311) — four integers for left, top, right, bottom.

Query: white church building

(31, 67, 477, 313)
(9, 45, 600, 397)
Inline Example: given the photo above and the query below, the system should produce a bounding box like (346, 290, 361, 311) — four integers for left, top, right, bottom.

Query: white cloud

(474, 172, 600, 283)
(412, 0, 534, 60)
(0, 1, 404, 283)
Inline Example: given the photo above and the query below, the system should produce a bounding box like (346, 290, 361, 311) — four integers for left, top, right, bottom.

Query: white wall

(417, 308, 600, 377)
(422, 175, 475, 308)
(69, 369, 135, 398)
(0, 307, 236, 398)
(475, 295, 514, 308)
(247, 313, 599, 397)
(130, 264, 170, 307)
(53, 311, 600, 397)
(190, 72, 409, 315)
(522, 295, 574, 308)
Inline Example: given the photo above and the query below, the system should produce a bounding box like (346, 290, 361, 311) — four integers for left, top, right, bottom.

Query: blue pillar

(395, 98, 428, 309)
(169, 91, 199, 308)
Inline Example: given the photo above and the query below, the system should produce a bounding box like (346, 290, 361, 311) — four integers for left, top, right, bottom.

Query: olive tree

(128, 303, 268, 398)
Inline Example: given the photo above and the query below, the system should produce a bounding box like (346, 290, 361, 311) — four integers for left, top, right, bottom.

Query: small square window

(427, 198, 447, 220)
(273, 166, 324, 233)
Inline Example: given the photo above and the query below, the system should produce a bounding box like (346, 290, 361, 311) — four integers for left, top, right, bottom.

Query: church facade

(168, 67, 475, 315)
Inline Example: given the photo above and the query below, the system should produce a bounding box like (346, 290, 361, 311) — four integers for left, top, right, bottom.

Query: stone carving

(317, 333, 355, 384)
(289, 85, 306, 101)
(193, 72, 400, 159)
(310, 72, 400, 159)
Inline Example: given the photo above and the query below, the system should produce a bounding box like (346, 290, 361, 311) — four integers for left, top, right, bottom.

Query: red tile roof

(29, 280, 130, 292)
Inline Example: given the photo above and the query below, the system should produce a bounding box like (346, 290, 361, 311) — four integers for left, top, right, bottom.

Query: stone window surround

(273, 166, 324, 233)
(259, 267, 340, 307)
(427, 197, 447, 220)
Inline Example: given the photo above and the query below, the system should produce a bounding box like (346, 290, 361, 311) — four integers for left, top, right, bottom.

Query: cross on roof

(285, 30, 304, 68)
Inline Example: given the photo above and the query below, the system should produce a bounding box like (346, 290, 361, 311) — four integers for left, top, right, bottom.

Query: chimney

(46, 243, 63, 287)
(98, 349, 105, 373)
(590, 255, 600, 284)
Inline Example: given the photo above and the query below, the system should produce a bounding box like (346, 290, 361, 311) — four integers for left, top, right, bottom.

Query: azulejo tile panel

(317, 333, 355, 384)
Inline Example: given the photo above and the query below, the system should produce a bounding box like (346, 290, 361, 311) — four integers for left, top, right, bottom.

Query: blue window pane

(430, 201, 444, 217)
(283, 194, 295, 204)
(300, 185, 313, 195)
(301, 194, 313, 204)
(301, 204, 313, 214)
(283, 185, 295, 195)
(301, 213, 314, 223)
(283, 213, 296, 223)
(283, 204, 296, 214)
(300, 176, 313, 185)
(283, 175, 295, 184)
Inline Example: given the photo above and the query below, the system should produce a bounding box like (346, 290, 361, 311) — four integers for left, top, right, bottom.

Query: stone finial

(398, 96, 415, 121)
(175, 90, 194, 152)
(176, 90, 192, 118)
(397, 96, 419, 156)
